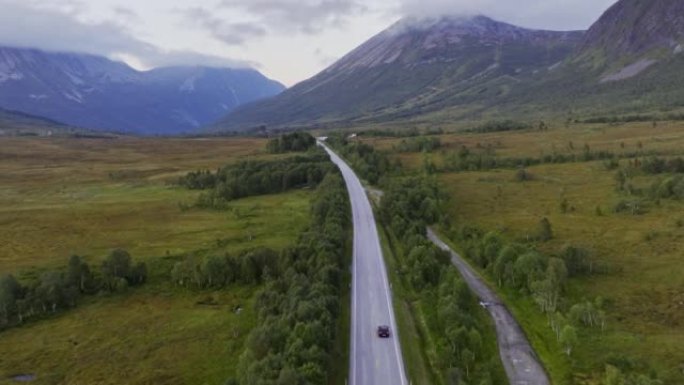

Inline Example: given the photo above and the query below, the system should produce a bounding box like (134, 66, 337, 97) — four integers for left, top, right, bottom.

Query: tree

(445, 368, 462, 385)
(66, 255, 94, 293)
(102, 249, 131, 282)
(561, 245, 589, 277)
(35, 272, 67, 313)
(546, 258, 568, 288)
(604, 364, 625, 385)
(201, 255, 227, 288)
(129, 262, 148, 285)
(0, 274, 21, 325)
(513, 252, 545, 292)
(531, 279, 557, 313)
(460, 348, 475, 379)
(537, 218, 553, 241)
(493, 246, 518, 287)
(559, 325, 577, 356)
(549, 311, 566, 340)
(481, 232, 503, 268)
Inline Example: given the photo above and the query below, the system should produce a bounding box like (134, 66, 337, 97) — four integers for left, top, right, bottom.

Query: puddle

(12, 374, 36, 382)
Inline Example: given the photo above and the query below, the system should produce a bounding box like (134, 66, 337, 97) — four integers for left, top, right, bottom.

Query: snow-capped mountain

(0, 47, 285, 135)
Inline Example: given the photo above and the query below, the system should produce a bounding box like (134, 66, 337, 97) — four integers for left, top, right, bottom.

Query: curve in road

(320, 142, 408, 385)
(428, 228, 550, 385)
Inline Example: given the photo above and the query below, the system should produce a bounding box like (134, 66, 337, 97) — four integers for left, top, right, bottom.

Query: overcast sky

(0, 0, 618, 86)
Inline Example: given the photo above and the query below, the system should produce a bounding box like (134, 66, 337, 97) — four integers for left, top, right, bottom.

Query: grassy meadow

(0, 137, 313, 384)
(0, 137, 306, 272)
(359, 121, 684, 384)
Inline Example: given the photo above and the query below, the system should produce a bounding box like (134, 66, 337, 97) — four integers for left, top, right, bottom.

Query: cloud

(397, 0, 617, 31)
(112, 6, 141, 23)
(179, 7, 267, 46)
(218, 0, 368, 34)
(142, 50, 257, 70)
(0, 0, 252, 69)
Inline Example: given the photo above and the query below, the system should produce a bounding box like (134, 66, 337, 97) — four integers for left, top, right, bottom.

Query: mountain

(577, 0, 684, 65)
(508, 0, 684, 118)
(0, 47, 285, 135)
(215, 15, 583, 131)
(216, 0, 684, 132)
(572, 0, 684, 82)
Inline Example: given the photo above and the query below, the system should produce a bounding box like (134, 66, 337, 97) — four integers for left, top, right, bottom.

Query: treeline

(171, 248, 278, 289)
(455, 226, 619, 360)
(228, 171, 351, 384)
(179, 153, 332, 207)
(267, 132, 316, 153)
(465, 120, 531, 133)
(454, 228, 669, 383)
(328, 136, 398, 184)
(395, 136, 442, 153)
(379, 177, 507, 384)
(0, 249, 146, 331)
(358, 126, 444, 138)
(613, 157, 684, 203)
(583, 113, 684, 124)
(443, 144, 635, 173)
(638, 156, 684, 175)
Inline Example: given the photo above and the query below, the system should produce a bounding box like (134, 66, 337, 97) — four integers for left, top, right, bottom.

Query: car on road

(377, 325, 391, 338)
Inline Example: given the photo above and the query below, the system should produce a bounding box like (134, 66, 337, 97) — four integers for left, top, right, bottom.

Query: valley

(2, 0, 684, 384)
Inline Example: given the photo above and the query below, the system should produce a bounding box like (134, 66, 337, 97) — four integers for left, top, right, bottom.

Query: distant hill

(0, 47, 285, 135)
(0, 108, 92, 137)
(214, 0, 684, 132)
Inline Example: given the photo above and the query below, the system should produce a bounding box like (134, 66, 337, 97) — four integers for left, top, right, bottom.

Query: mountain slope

(0, 108, 89, 136)
(576, 0, 684, 67)
(0, 47, 284, 135)
(215, 15, 583, 131)
(502, 0, 684, 118)
(216, 0, 684, 131)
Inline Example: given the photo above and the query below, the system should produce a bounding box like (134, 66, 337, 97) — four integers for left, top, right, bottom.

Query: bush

(267, 132, 316, 153)
(180, 152, 333, 208)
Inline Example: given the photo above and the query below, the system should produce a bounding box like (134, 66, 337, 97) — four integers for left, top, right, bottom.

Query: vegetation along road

(320, 141, 408, 385)
(428, 228, 550, 385)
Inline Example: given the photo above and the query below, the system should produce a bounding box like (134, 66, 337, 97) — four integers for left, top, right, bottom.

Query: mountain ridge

(214, 0, 684, 132)
(215, 15, 584, 131)
(0, 46, 285, 135)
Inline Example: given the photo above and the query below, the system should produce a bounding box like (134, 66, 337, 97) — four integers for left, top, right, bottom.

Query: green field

(0, 137, 313, 384)
(358, 120, 684, 384)
(0, 137, 303, 272)
(0, 285, 258, 385)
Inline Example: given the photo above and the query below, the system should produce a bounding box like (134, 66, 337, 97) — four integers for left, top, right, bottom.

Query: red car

(377, 325, 391, 338)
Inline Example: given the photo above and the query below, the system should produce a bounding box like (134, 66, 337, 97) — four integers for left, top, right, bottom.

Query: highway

(428, 228, 550, 385)
(320, 142, 408, 385)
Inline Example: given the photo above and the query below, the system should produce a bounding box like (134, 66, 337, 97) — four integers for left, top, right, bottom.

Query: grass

(0, 284, 258, 385)
(359, 120, 684, 171)
(429, 122, 684, 383)
(0, 136, 315, 384)
(0, 137, 307, 272)
(432, 231, 571, 384)
(356, 120, 684, 383)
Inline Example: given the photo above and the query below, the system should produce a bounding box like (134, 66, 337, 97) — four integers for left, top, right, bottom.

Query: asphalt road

(427, 228, 550, 385)
(320, 142, 408, 385)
